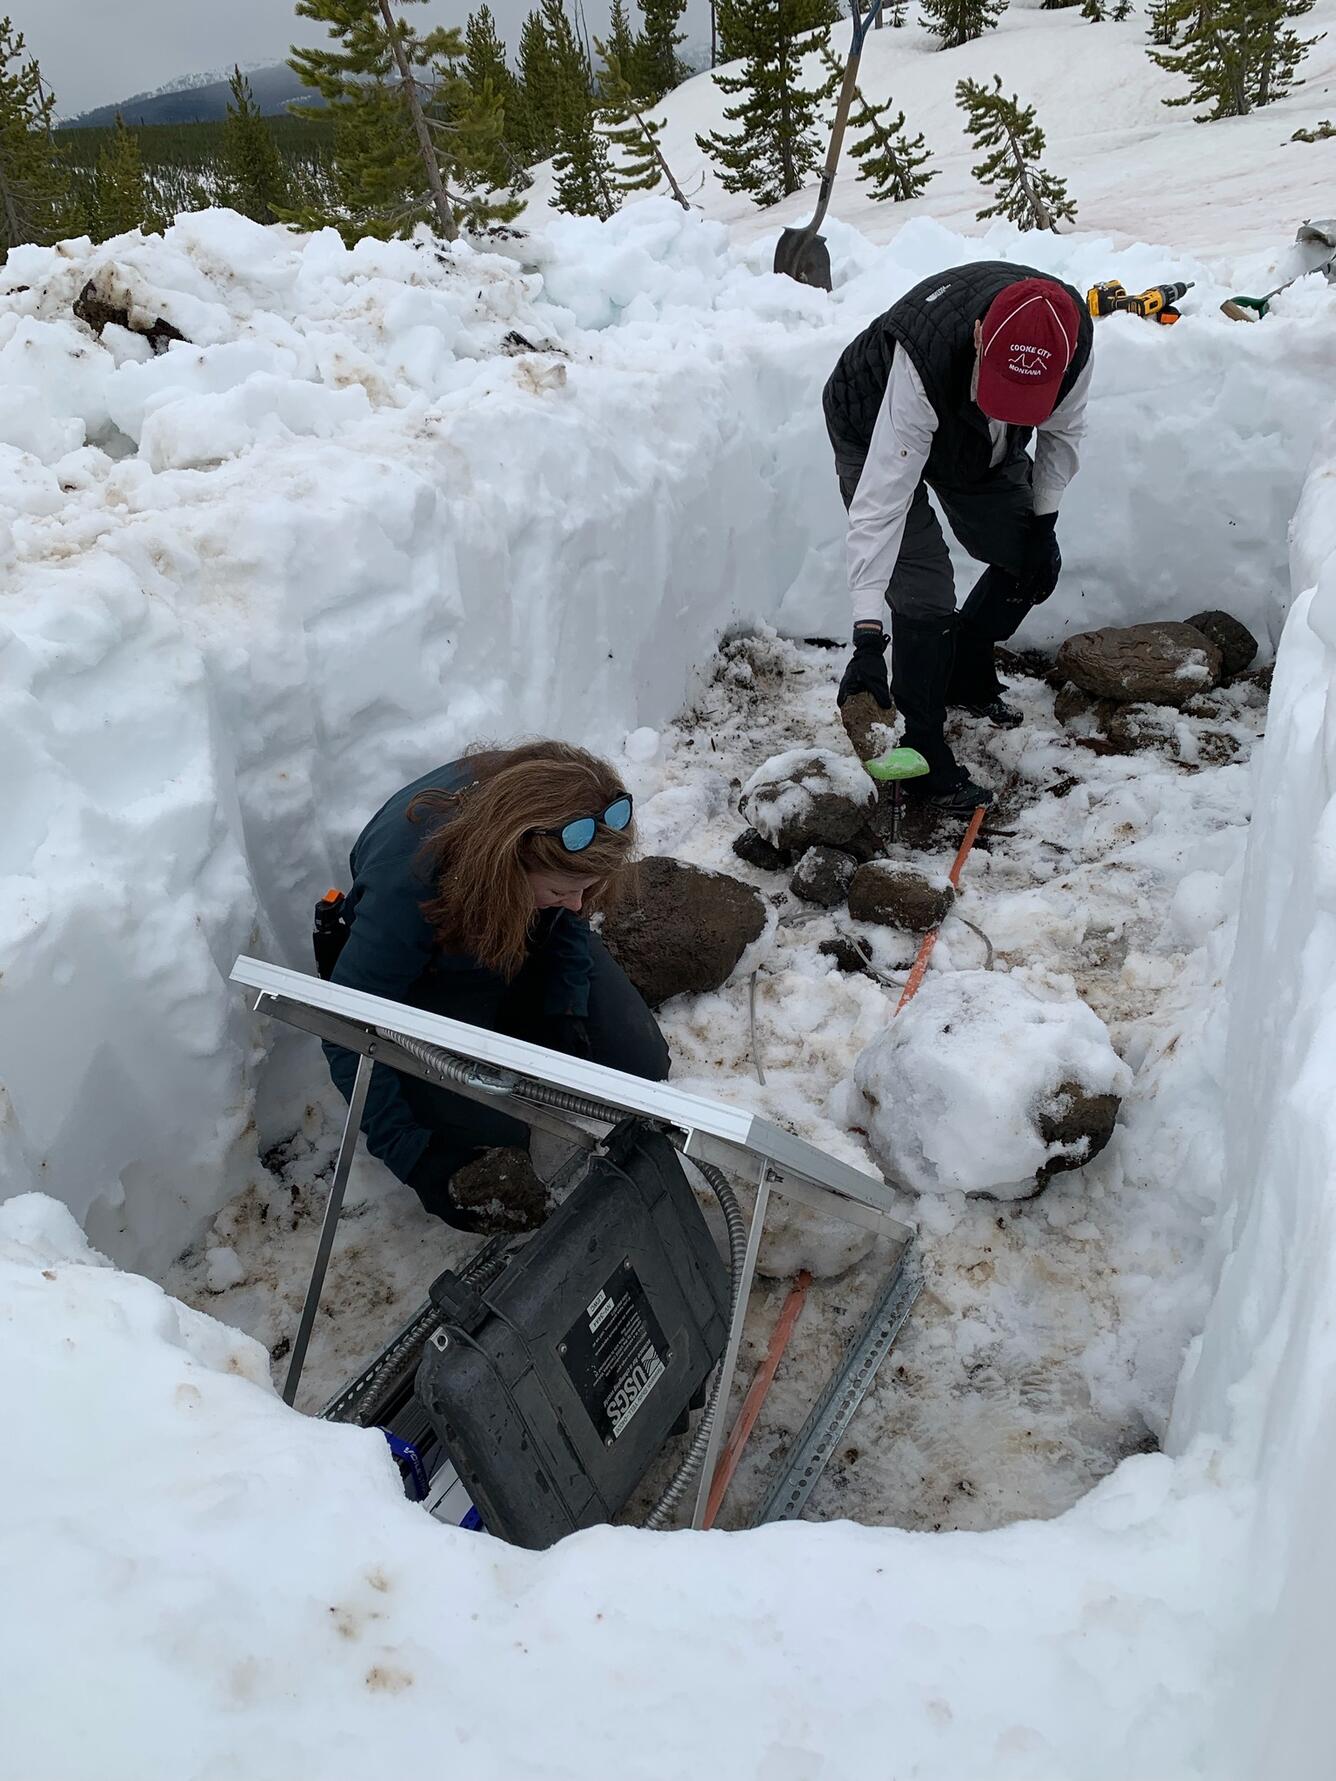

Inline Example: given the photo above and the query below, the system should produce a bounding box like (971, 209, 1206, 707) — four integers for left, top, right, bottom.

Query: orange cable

(703, 1270, 813, 1529)
(895, 804, 987, 1013)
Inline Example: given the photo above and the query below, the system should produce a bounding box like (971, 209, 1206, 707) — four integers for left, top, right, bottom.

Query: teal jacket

(324, 759, 592, 1184)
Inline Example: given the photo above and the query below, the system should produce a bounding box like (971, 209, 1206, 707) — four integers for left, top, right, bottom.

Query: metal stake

(691, 1155, 772, 1529)
(283, 1052, 373, 1407)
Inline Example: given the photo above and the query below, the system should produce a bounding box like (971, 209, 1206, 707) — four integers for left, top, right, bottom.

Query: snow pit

(843, 970, 1132, 1198)
(2, 196, 1336, 1773)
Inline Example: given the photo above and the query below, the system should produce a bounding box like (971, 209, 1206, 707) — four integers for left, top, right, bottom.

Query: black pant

(400, 932, 669, 1205)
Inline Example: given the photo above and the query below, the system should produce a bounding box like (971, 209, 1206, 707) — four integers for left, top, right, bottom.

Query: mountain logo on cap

(1008, 345, 1050, 376)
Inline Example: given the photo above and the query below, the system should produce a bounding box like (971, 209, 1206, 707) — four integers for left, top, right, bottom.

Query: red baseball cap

(976, 278, 1080, 425)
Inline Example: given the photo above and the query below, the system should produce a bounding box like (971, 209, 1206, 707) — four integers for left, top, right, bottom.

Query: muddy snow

(162, 628, 1258, 1535)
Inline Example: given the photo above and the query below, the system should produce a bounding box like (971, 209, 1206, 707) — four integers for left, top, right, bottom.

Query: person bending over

(824, 263, 1093, 815)
(323, 740, 668, 1230)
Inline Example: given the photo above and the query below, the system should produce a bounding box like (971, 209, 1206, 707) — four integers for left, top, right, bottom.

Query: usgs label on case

(562, 1260, 669, 1443)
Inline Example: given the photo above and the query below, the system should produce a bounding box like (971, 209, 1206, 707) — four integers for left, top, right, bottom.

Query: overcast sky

(29, 0, 711, 118)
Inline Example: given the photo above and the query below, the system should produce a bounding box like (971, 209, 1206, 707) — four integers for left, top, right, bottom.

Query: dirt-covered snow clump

(843, 971, 1132, 1199)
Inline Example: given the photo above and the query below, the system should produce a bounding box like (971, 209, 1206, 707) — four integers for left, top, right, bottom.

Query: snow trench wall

(1, 203, 1334, 1273)
(1164, 420, 1336, 1779)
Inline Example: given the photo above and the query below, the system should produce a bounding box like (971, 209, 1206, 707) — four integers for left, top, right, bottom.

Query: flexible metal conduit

(382, 1027, 750, 1531)
(644, 1155, 748, 1531)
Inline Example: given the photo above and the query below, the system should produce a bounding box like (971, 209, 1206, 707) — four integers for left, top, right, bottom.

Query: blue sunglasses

(533, 793, 633, 854)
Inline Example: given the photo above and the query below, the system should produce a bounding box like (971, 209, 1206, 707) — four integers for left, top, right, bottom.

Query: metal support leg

(691, 1156, 772, 1529)
(282, 1053, 373, 1407)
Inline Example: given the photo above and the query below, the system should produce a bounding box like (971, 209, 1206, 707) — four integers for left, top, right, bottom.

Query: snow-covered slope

(526, 0, 1336, 270)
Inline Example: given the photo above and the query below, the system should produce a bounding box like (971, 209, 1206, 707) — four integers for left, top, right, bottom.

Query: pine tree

(541, 0, 616, 215)
(461, 6, 530, 190)
(955, 75, 1077, 230)
(1149, 0, 1320, 119)
(288, 0, 518, 244)
(93, 115, 154, 239)
(1081, 0, 1108, 19)
(698, 0, 840, 205)
(0, 20, 79, 257)
(848, 88, 936, 199)
(1147, 0, 1177, 40)
(886, 0, 909, 21)
(599, 0, 639, 94)
(552, 107, 617, 214)
(515, 9, 563, 160)
(922, 0, 1005, 47)
(1040, 0, 1081, 8)
(221, 66, 292, 223)
(541, 0, 592, 132)
(1111, 0, 1132, 16)
(632, 0, 688, 101)
(817, 44, 933, 201)
(596, 41, 691, 204)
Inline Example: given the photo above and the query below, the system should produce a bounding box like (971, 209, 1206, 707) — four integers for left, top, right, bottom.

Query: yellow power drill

(1087, 279, 1193, 325)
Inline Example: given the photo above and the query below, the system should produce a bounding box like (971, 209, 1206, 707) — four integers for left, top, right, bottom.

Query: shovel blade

(774, 227, 833, 292)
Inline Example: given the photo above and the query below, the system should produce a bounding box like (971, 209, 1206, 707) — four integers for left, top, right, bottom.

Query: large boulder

(843, 971, 1130, 1200)
(1056, 622, 1224, 707)
(740, 749, 876, 853)
(1184, 609, 1259, 679)
(600, 856, 767, 1008)
(849, 863, 954, 933)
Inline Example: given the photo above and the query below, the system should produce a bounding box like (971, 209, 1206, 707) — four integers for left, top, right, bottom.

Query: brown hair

(409, 739, 635, 979)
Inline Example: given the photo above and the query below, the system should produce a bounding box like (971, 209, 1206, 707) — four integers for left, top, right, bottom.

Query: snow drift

(3, 203, 1333, 1272)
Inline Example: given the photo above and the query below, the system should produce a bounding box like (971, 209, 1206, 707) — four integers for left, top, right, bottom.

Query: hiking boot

(906, 772, 995, 818)
(960, 696, 1023, 729)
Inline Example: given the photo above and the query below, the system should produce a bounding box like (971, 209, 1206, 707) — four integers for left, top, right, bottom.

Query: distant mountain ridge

(61, 63, 317, 129)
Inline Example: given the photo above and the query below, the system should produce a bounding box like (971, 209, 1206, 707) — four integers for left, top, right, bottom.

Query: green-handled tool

(864, 745, 929, 843)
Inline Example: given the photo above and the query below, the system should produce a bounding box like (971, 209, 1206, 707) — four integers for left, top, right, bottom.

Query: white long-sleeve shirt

(846, 352, 1093, 626)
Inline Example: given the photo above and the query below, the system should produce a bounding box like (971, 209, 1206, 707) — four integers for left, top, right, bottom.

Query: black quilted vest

(823, 261, 1093, 489)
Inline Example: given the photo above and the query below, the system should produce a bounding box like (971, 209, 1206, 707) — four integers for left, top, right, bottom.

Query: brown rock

(1034, 1080, 1121, 1187)
(600, 856, 766, 1008)
(73, 276, 186, 354)
(1185, 610, 1258, 679)
(740, 750, 876, 853)
(819, 935, 874, 977)
(840, 691, 896, 765)
(450, 1146, 548, 1232)
(1056, 622, 1224, 707)
(790, 845, 855, 908)
(848, 863, 954, 933)
(732, 828, 789, 872)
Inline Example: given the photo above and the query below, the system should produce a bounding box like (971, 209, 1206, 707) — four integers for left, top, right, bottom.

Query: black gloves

(1019, 511, 1061, 604)
(837, 626, 892, 708)
(406, 1136, 487, 1231)
(543, 1013, 593, 1059)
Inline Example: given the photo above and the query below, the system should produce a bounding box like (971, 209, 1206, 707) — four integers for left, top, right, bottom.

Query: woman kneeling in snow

(323, 740, 668, 1231)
